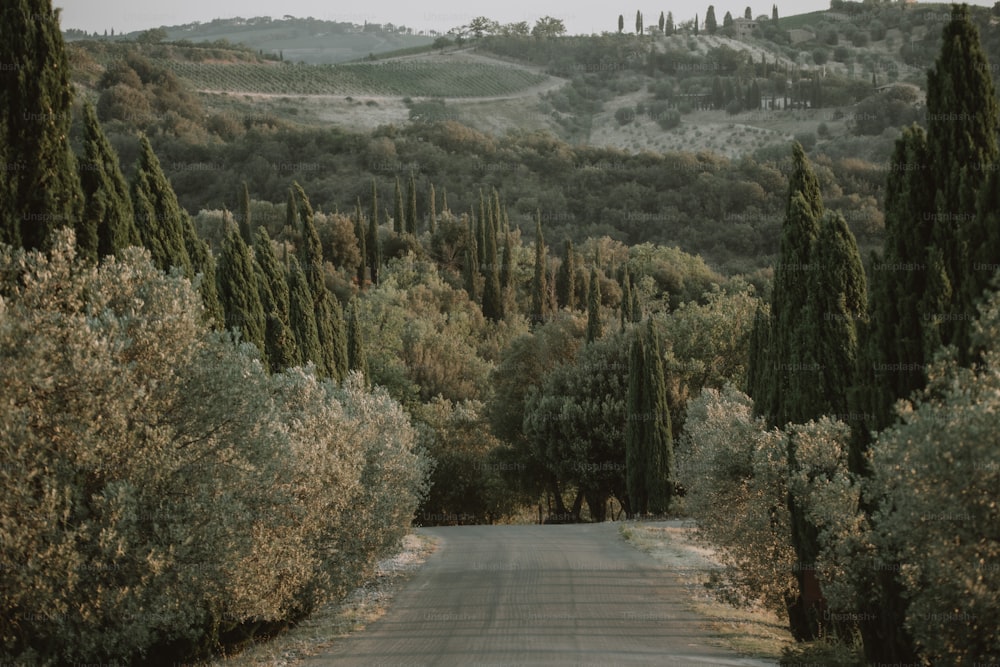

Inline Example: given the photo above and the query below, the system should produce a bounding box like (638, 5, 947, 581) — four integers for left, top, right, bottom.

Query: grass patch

(620, 521, 794, 663)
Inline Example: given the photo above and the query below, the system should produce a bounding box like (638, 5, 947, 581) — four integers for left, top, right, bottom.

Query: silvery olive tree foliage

(0, 232, 428, 665)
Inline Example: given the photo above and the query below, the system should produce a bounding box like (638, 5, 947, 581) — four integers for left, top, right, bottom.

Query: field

(157, 59, 549, 97)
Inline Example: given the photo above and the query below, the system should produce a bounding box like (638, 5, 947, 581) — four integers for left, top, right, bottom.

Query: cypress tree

(659, 11, 665, 32)
(217, 219, 268, 362)
(255, 226, 298, 369)
(295, 182, 347, 381)
(428, 183, 437, 235)
(184, 215, 225, 327)
(368, 179, 380, 285)
(626, 326, 648, 517)
(131, 136, 192, 276)
(500, 221, 513, 293)
(285, 186, 296, 232)
(0, 0, 82, 251)
(926, 5, 999, 356)
(705, 5, 717, 34)
(441, 186, 449, 214)
(530, 211, 548, 324)
(78, 101, 137, 261)
(477, 191, 488, 273)
(288, 254, 323, 371)
(798, 211, 867, 421)
(481, 201, 504, 321)
(406, 171, 418, 235)
(556, 239, 577, 310)
(355, 198, 367, 287)
(620, 267, 633, 331)
(347, 297, 369, 381)
(238, 181, 253, 245)
(587, 266, 602, 343)
(393, 176, 404, 234)
(644, 319, 674, 515)
(465, 214, 479, 302)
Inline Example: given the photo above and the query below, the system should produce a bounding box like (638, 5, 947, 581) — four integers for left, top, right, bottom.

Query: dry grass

(621, 520, 794, 663)
(200, 533, 438, 666)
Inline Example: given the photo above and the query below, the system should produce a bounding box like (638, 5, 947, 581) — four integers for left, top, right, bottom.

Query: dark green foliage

(184, 217, 225, 328)
(347, 298, 368, 380)
(217, 220, 267, 362)
(500, 223, 513, 293)
(620, 268, 633, 330)
(295, 183, 347, 381)
(355, 199, 367, 287)
(78, 101, 137, 261)
(464, 214, 479, 302)
(428, 183, 437, 235)
(481, 199, 504, 322)
(368, 179, 381, 285)
(287, 254, 323, 370)
(255, 227, 298, 370)
(393, 177, 404, 234)
(238, 182, 252, 245)
(285, 187, 296, 231)
(556, 239, 577, 310)
(926, 4, 999, 354)
(705, 5, 718, 34)
(530, 212, 548, 324)
(0, 0, 82, 251)
(625, 321, 674, 516)
(132, 136, 192, 276)
(799, 212, 867, 420)
(406, 171, 418, 235)
(587, 266, 602, 343)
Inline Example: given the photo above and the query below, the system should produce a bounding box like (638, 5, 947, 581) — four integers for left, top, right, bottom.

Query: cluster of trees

(1, 2, 428, 664)
(682, 6, 1000, 663)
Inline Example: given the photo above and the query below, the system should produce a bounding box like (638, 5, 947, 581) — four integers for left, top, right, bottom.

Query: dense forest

(2, 0, 999, 665)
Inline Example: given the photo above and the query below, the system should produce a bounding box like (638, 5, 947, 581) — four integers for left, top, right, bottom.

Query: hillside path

(302, 524, 777, 666)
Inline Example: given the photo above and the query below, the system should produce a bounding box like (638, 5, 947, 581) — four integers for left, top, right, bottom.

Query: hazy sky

(57, 0, 995, 36)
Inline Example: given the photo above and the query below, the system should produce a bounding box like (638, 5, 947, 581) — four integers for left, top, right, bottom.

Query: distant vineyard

(155, 59, 548, 97)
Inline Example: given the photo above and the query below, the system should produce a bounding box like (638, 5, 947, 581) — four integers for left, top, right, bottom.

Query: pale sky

(58, 0, 995, 36)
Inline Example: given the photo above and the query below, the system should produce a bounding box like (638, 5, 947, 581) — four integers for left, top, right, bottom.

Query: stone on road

(303, 523, 776, 667)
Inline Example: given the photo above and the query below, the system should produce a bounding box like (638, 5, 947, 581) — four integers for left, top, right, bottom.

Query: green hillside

(157, 59, 547, 97)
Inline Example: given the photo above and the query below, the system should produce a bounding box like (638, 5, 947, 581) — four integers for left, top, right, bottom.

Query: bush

(0, 233, 429, 665)
(614, 106, 635, 125)
(866, 289, 1000, 665)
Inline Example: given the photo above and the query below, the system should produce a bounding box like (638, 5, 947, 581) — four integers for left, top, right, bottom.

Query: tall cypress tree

(217, 218, 268, 363)
(799, 211, 867, 421)
(620, 267, 633, 331)
(285, 186, 296, 232)
(183, 214, 225, 328)
(644, 320, 674, 515)
(587, 266, 602, 343)
(368, 179, 381, 285)
(78, 101, 137, 261)
(295, 182, 347, 381)
(556, 239, 577, 310)
(926, 5, 999, 357)
(131, 136, 192, 276)
(287, 254, 323, 371)
(530, 211, 548, 324)
(393, 176, 404, 235)
(500, 221, 513, 293)
(477, 191, 488, 273)
(406, 171, 418, 235)
(0, 0, 82, 251)
(355, 199, 367, 287)
(255, 226, 298, 370)
(428, 183, 437, 235)
(465, 214, 479, 302)
(347, 297, 368, 381)
(238, 181, 253, 245)
(626, 326, 648, 517)
(481, 201, 504, 321)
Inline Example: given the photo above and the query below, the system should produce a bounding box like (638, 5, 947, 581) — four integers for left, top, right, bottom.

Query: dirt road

(303, 524, 777, 666)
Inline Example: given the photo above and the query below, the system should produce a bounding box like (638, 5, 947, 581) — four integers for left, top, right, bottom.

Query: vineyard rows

(154, 59, 548, 97)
